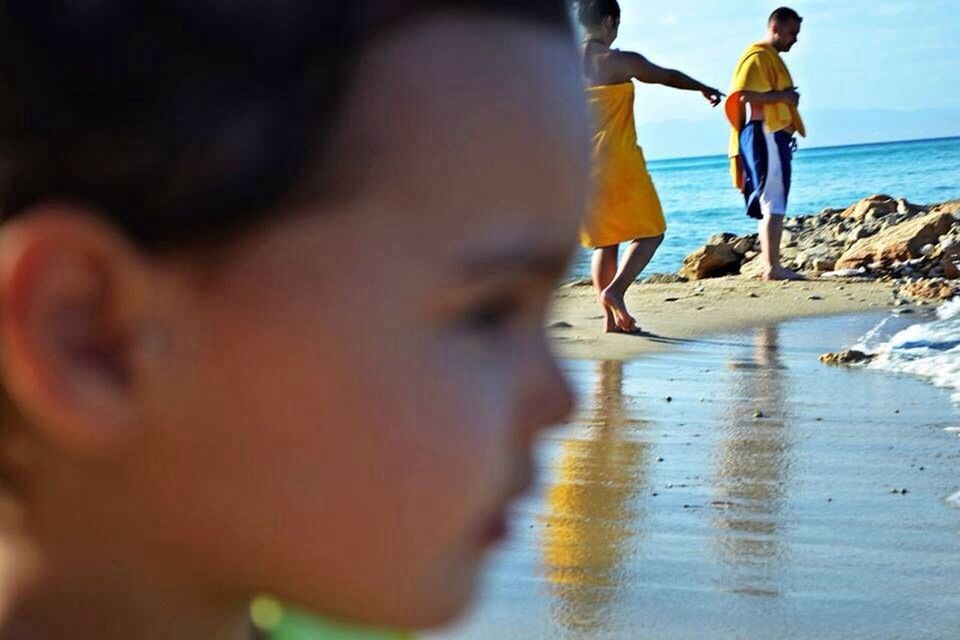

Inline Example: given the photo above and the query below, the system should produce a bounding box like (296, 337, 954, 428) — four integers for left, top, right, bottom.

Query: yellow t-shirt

(724, 43, 806, 188)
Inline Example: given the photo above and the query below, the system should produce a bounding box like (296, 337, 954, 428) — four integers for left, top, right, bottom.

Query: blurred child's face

(121, 16, 588, 628)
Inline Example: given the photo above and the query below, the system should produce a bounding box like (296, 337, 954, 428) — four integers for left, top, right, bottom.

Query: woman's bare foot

(762, 265, 806, 281)
(600, 288, 638, 332)
(603, 306, 617, 333)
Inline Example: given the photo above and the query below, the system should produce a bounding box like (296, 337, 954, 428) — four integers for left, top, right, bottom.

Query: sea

(569, 135, 960, 278)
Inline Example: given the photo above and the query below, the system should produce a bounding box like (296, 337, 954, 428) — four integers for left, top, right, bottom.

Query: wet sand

(548, 277, 900, 361)
(432, 312, 960, 639)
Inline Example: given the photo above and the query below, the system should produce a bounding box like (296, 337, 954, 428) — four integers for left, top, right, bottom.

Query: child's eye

(463, 296, 520, 332)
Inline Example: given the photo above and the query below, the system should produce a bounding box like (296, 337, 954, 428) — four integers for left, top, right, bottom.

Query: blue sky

(608, 0, 960, 157)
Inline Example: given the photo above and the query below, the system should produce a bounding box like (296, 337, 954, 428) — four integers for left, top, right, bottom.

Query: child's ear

(0, 206, 151, 452)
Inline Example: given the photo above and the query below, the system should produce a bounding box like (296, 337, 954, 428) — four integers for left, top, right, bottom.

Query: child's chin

(309, 561, 483, 632)
(395, 560, 485, 630)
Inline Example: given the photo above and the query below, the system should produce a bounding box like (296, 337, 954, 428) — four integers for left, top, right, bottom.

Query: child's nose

(517, 342, 575, 435)
(546, 374, 575, 427)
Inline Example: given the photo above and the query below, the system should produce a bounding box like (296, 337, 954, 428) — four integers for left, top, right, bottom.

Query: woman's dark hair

(0, 1, 571, 250)
(575, 0, 620, 29)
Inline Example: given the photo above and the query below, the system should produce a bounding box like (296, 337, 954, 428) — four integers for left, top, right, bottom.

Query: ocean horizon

(647, 134, 960, 164)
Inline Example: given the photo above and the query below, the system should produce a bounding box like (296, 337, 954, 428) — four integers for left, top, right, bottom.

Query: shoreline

(549, 277, 905, 361)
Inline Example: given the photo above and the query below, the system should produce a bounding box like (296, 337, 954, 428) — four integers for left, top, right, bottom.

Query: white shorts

(739, 121, 794, 220)
(759, 129, 787, 217)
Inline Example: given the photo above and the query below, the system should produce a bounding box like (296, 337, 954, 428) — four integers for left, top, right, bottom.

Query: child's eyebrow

(457, 245, 571, 278)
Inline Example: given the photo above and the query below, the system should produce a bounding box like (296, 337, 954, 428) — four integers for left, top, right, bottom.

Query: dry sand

(548, 277, 903, 360)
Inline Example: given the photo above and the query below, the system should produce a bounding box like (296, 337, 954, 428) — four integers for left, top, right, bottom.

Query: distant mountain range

(637, 108, 960, 160)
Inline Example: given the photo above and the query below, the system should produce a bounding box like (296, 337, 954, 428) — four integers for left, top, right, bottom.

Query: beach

(548, 277, 902, 360)
(432, 300, 960, 639)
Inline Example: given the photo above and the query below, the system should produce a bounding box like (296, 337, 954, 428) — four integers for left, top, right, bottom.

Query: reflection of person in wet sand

(712, 326, 794, 597)
(542, 360, 651, 633)
(576, 0, 724, 333)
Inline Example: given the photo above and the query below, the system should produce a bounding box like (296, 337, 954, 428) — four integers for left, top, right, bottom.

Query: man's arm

(602, 50, 724, 106)
(740, 88, 800, 106)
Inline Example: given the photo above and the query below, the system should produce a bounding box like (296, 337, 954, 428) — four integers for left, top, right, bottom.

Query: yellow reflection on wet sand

(541, 360, 651, 634)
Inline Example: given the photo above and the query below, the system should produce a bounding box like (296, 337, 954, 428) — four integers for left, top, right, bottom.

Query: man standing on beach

(725, 7, 806, 281)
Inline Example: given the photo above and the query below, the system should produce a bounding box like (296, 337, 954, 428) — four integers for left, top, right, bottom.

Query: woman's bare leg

(592, 246, 620, 332)
(601, 234, 664, 332)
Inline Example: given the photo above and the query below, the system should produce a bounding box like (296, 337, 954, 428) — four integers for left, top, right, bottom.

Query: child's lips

(480, 512, 510, 546)
(479, 464, 534, 547)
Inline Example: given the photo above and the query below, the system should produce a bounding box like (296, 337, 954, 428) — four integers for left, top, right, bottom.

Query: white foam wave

(855, 298, 960, 405)
(948, 490, 960, 510)
(937, 297, 960, 321)
(851, 316, 895, 353)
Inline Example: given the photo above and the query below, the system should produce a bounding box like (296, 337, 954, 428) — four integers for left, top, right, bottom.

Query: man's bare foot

(762, 265, 806, 281)
(600, 288, 638, 332)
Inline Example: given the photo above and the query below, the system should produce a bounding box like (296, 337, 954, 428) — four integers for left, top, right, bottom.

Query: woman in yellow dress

(577, 0, 724, 332)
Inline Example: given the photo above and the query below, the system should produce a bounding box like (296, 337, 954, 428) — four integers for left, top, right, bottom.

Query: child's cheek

(400, 343, 519, 520)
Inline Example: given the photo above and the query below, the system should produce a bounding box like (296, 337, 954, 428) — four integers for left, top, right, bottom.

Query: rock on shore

(819, 350, 876, 366)
(680, 195, 960, 299)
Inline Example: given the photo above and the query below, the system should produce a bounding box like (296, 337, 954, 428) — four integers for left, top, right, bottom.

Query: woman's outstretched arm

(598, 49, 724, 106)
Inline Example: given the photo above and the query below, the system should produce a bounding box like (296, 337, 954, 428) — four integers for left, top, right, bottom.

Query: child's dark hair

(574, 0, 620, 29)
(0, 1, 571, 250)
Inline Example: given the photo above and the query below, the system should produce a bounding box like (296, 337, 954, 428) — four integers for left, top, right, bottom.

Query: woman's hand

(700, 86, 724, 107)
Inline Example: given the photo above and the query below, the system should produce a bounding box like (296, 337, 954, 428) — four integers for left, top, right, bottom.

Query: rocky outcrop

(819, 350, 876, 366)
(944, 254, 960, 279)
(643, 273, 689, 284)
(738, 258, 767, 279)
(677, 196, 960, 285)
(679, 243, 740, 280)
(838, 194, 900, 221)
(794, 245, 841, 272)
(898, 279, 959, 301)
(930, 200, 960, 217)
(835, 210, 956, 269)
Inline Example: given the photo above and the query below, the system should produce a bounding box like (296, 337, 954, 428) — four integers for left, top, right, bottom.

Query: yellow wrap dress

(579, 82, 666, 249)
